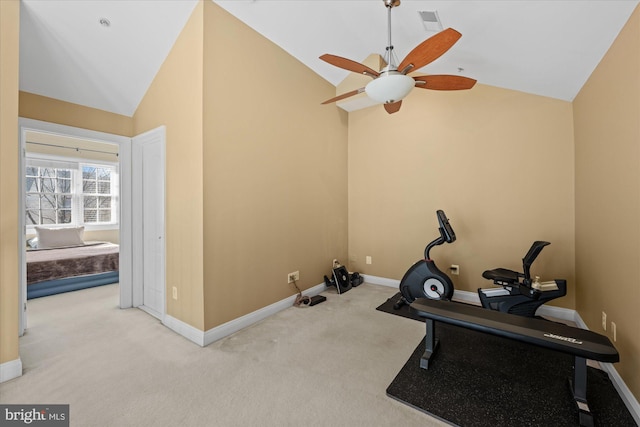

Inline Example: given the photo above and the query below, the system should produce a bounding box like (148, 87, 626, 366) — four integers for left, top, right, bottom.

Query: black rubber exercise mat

(379, 293, 637, 427)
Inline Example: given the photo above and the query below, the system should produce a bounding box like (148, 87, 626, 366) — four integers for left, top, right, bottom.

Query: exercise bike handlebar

(424, 210, 456, 260)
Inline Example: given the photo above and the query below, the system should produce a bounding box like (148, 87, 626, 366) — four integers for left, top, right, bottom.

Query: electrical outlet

(172, 286, 178, 300)
(366, 256, 372, 265)
(611, 322, 617, 342)
(287, 271, 300, 283)
(450, 264, 460, 275)
(602, 311, 607, 331)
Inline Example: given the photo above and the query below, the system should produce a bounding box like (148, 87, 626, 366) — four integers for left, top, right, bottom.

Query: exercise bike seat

(482, 268, 522, 285)
(479, 241, 565, 317)
(482, 241, 550, 285)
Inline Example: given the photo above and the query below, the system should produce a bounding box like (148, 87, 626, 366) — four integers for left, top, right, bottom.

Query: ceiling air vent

(419, 10, 443, 32)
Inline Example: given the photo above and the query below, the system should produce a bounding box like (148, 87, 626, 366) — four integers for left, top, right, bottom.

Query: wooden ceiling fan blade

(413, 75, 477, 90)
(321, 88, 365, 104)
(320, 54, 380, 78)
(397, 28, 462, 74)
(384, 101, 402, 114)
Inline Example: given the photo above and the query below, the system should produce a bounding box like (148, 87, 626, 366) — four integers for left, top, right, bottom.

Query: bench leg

(420, 319, 439, 369)
(570, 356, 593, 427)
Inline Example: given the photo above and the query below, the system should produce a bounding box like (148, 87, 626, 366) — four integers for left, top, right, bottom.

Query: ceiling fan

(320, 0, 476, 114)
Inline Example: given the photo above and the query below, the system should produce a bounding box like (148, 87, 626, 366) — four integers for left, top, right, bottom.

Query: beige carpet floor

(1, 283, 449, 427)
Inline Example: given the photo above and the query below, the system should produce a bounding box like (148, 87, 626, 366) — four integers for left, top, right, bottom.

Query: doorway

(18, 119, 166, 335)
(18, 118, 137, 335)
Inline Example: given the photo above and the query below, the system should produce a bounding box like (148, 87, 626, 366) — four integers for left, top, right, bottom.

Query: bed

(26, 228, 119, 299)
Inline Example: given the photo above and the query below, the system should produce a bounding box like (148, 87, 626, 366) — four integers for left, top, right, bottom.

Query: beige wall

(348, 84, 576, 308)
(574, 5, 640, 399)
(83, 230, 119, 244)
(0, 0, 21, 366)
(132, 2, 205, 330)
(201, 2, 348, 329)
(19, 92, 132, 137)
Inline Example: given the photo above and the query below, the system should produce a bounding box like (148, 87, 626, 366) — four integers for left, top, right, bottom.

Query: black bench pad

(411, 298, 618, 363)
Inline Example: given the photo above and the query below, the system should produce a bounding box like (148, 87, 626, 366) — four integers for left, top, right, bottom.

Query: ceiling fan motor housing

(365, 71, 415, 104)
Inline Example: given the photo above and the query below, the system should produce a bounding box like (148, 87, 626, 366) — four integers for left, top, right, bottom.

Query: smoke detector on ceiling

(419, 10, 443, 32)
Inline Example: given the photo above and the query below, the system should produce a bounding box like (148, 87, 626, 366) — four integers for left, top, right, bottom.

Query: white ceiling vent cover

(419, 10, 443, 32)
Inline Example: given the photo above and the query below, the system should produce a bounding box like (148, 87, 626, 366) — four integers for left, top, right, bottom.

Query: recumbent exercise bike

(394, 210, 566, 317)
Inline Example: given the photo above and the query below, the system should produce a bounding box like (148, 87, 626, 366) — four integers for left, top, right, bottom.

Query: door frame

(131, 126, 166, 318)
(18, 118, 133, 335)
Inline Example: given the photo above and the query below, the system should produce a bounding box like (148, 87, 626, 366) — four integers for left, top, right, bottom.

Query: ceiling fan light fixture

(365, 72, 415, 104)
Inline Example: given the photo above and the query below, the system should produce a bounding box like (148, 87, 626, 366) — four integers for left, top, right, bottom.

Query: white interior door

(132, 127, 165, 319)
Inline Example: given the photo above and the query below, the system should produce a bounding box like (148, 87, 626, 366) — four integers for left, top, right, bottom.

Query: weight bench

(411, 298, 619, 427)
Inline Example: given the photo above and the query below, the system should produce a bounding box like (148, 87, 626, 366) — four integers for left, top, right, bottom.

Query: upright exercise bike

(394, 210, 456, 309)
(394, 210, 567, 317)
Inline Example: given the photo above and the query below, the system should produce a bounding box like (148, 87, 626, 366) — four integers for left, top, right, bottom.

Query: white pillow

(35, 226, 85, 249)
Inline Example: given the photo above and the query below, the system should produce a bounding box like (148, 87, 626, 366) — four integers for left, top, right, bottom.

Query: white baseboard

(362, 274, 399, 289)
(599, 358, 640, 425)
(451, 289, 481, 305)
(203, 282, 327, 346)
(163, 314, 206, 347)
(363, 273, 639, 421)
(573, 313, 640, 424)
(162, 282, 327, 348)
(0, 358, 22, 383)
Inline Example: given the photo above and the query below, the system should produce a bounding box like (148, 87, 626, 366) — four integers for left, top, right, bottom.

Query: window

(25, 157, 118, 230)
(25, 165, 73, 225)
(82, 165, 114, 223)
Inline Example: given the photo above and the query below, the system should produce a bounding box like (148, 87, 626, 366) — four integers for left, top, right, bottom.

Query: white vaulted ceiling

(19, 0, 199, 117)
(18, 0, 639, 117)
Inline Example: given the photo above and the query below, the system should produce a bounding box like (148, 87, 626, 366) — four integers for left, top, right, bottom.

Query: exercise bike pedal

(393, 297, 407, 310)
